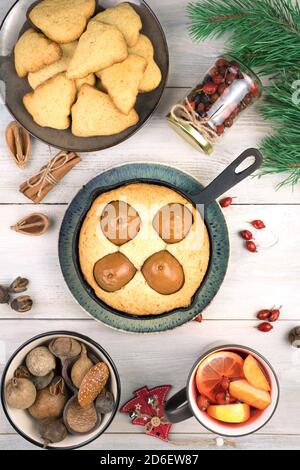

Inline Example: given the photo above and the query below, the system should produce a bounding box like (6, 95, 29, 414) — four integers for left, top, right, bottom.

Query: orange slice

(207, 403, 250, 424)
(196, 351, 245, 401)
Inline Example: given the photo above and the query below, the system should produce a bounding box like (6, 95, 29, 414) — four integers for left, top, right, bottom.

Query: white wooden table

(0, 0, 300, 451)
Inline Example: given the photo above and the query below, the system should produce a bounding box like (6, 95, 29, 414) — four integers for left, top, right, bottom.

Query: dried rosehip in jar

(216, 58, 229, 69)
(167, 55, 262, 155)
(213, 74, 224, 85)
(203, 82, 218, 95)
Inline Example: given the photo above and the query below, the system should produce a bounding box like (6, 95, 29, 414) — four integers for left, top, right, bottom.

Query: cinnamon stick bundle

(20, 151, 81, 204)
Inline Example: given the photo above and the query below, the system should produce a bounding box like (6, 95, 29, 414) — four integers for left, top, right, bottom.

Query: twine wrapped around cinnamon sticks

(20, 151, 81, 204)
(170, 98, 218, 145)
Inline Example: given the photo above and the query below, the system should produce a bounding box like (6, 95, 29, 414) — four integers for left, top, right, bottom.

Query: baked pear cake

(79, 183, 210, 316)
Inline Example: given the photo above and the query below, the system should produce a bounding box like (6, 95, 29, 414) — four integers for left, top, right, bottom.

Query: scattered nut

(0, 285, 10, 304)
(10, 295, 33, 313)
(289, 327, 300, 348)
(9, 277, 29, 294)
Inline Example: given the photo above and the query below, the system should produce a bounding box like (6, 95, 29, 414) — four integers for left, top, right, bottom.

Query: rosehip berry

(246, 241, 257, 252)
(203, 82, 218, 95)
(217, 83, 227, 95)
(215, 392, 226, 404)
(213, 74, 224, 85)
(230, 107, 239, 119)
(244, 94, 252, 104)
(240, 230, 253, 241)
(197, 102, 205, 114)
(216, 124, 225, 135)
(209, 67, 219, 77)
(211, 93, 219, 103)
(225, 117, 234, 128)
(269, 307, 281, 322)
(194, 313, 203, 323)
(215, 391, 233, 405)
(220, 197, 235, 208)
(239, 101, 247, 111)
(251, 220, 266, 230)
(251, 83, 260, 98)
(220, 377, 230, 391)
(216, 58, 229, 69)
(197, 394, 210, 411)
(226, 73, 237, 85)
(258, 322, 273, 333)
(218, 66, 227, 77)
(257, 309, 271, 320)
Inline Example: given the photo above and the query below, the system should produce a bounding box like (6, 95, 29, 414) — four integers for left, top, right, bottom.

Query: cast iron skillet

(59, 149, 262, 334)
(0, 0, 169, 151)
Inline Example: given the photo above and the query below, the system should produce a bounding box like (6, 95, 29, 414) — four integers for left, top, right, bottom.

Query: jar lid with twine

(167, 98, 218, 155)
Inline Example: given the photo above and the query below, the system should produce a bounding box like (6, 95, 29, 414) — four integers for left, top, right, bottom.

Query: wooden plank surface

(0, 0, 299, 451)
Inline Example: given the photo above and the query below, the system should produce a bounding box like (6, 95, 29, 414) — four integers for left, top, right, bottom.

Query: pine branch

(187, 0, 300, 186)
(258, 72, 300, 186)
(187, 0, 300, 76)
(260, 135, 300, 187)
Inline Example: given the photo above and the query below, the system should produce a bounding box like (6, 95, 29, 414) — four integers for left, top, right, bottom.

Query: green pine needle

(187, 0, 300, 186)
(260, 135, 300, 187)
(187, 0, 300, 75)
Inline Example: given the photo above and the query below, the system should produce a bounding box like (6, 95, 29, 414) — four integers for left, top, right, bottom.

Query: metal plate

(0, 0, 169, 152)
(59, 163, 230, 334)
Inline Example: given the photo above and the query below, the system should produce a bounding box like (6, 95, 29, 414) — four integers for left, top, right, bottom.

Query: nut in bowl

(1, 331, 120, 449)
(165, 345, 279, 437)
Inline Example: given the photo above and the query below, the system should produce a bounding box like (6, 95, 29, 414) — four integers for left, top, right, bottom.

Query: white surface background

(0, 0, 299, 450)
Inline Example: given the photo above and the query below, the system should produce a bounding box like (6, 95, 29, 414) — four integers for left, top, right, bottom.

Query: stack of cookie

(14, 1, 162, 136)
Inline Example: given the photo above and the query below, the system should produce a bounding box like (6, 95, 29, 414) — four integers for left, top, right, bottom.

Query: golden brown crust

(79, 183, 210, 316)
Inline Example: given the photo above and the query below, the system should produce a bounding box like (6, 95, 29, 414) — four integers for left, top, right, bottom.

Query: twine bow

(170, 98, 218, 145)
(132, 396, 169, 435)
(27, 152, 69, 198)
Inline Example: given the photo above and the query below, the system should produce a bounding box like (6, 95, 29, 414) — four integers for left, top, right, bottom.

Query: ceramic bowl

(0, 0, 169, 151)
(59, 163, 230, 333)
(1, 331, 121, 449)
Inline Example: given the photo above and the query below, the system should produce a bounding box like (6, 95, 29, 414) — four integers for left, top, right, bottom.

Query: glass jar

(167, 55, 262, 154)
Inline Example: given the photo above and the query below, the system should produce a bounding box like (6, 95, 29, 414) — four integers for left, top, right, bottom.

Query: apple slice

(243, 355, 271, 392)
(207, 403, 250, 424)
(229, 379, 271, 410)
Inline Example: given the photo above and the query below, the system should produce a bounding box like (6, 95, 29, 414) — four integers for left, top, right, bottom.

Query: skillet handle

(193, 148, 263, 206)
